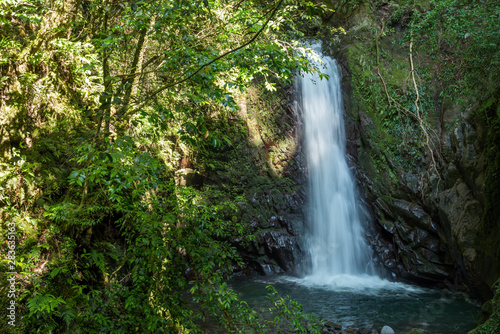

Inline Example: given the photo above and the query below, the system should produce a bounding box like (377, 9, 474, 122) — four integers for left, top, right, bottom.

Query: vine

(374, 13, 441, 197)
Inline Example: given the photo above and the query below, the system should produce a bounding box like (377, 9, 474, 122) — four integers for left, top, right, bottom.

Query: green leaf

(99, 102, 112, 110)
(223, 136, 232, 146)
(38, 243, 50, 250)
(50, 268, 61, 278)
(68, 171, 79, 179)
(122, 136, 134, 145)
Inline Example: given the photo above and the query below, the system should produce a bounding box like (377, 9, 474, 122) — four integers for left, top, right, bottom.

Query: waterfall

(300, 48, 373, 282)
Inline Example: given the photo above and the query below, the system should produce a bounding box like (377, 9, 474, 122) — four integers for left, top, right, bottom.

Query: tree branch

(118, 24, 150, 117)
(131, 0, 285, 112)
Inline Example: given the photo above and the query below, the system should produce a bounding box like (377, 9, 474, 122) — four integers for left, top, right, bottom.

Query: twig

(375, 22, 418, 120)
(408, 11, 440, 184)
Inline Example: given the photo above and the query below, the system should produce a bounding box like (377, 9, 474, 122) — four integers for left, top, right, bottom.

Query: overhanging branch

(131, 0, 285, 112)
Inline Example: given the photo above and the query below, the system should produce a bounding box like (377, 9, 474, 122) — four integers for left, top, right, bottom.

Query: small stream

(230, 275, 480, 333)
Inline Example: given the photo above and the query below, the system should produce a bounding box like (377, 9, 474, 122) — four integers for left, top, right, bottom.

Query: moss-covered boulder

(469, 278, 500, 334)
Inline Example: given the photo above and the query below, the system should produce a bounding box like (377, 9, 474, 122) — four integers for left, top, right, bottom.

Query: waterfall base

(231, 276, 480, 333)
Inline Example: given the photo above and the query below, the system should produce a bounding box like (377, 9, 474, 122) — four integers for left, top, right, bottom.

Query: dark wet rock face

(205, 85, 310, 277)
(237, 182, 308, 276)
(347, 102, 492, 296)
(366, 198, 452, 285)
(260, 230, 301, 273)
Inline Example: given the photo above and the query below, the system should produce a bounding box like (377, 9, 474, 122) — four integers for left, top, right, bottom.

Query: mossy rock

(477, 299, 493, 326)
(404, 329, 426, 334)
(469, 278, 500, 334)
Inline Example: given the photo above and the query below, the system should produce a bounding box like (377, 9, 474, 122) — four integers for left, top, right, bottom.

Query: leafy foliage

(396, 0, 500, 102)
(345, 0, 500, 183)
(0, 0, 335, 332)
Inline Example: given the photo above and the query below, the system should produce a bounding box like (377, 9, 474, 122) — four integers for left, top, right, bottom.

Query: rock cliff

(329, 2, 500, 303)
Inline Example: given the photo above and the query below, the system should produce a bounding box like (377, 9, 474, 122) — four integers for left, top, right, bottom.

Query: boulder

(380, 325, 395, 334)
(260, 230, 301, 273)
(175, 168, 202, 186)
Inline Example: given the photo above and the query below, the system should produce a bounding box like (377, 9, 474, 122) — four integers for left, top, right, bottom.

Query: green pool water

(230, 274, 481, 334)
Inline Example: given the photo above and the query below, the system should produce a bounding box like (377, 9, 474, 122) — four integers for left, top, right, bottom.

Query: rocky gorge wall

(197, 2, 500, 299)
(326, 2, 500, 304)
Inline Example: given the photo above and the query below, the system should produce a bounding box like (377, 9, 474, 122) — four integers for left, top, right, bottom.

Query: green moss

(346, 32, 426, 178)
(474, 98, 500, 287)
(195, 77, 301, 240)
(469, 279, 500, 334)
(477, 300, 493, 325)
(404, 329, 426, 334)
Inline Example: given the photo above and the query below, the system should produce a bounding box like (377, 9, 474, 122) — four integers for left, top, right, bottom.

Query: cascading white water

(300, 47, 373, 282)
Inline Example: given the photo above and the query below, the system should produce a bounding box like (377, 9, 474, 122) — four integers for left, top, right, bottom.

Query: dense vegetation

(342, 0, 499, 177)
(0, 0, 335, 332)
(1, 0, 499, 333)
